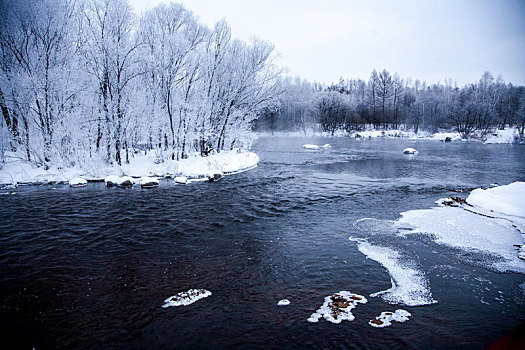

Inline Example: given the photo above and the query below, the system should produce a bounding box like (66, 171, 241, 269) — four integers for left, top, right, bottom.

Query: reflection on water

(1, 137, 524, 349)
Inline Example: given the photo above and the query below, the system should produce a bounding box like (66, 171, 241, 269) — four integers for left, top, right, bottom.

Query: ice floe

(403, 148, 418, 155)
(466, 182, 525, 218)
(355, 241, 436, 306)
(307, 291, 367, 324)
(369, 309, 411, 328)
(162, 289, 212, 307)
(277, 299, 290, 306)
(69, 177, 87, 187)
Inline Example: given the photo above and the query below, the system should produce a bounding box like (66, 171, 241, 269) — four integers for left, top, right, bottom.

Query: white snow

(174, 176, 188, 184)
(0, 149, 259, 186)
(307, 291, 367, 324)
(140, 177, 159, 188)
(403, 148, 418, 155)
(322, 143, 331, 148)
(466, 182, 525, 218)
(104, 175, 120, 187)
(398, 205, 525, 273)
(369, 309, 411, 328)
(303, 144, 320, 149)
(355, 241, 436, 306)
(277, 299, 291, 306)
(69, 177, 87, 187)
(162, 289, 212, 308)
(115, 176, 134, 187)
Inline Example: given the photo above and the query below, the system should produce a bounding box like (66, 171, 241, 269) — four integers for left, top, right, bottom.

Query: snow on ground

(353, 240, 436, 306)
(484, 128, 520, 144)
(162, 289, 212, 308)
(369, 309, 411, 328)
(0, 149, 259, 186)
(466, 182, 525, 218)
(69, 177, 87, 187)
(307, 291, 367, 324)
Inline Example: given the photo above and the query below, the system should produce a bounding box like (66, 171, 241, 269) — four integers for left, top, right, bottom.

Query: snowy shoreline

(0, 149, 259, 187)
(257, 126, 523, 144)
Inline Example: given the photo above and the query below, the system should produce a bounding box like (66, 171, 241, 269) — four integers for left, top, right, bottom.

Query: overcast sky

(129, 0, 525, 86)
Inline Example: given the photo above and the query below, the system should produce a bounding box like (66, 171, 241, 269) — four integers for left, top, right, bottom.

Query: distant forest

(254, 70, 525, 140)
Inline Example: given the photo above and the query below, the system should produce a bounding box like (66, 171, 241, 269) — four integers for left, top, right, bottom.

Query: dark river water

(1, 137, 525, 349)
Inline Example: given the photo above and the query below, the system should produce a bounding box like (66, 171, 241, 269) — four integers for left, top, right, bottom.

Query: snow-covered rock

(104, 175, 120, 187)
(174, 176, 188, 184)
(403, 148, 418, 155)
(162, 289, 212, 307)
(303, 144, 320, 150)
(69, 177, 87, 187)
(277, 299, 290, 306)
(322, 144, 331, 148)
(307, 291, 367, 324)
(140, 177, 159, 188)
(116, 176, 134, 188)
(369, 309, 411, 328)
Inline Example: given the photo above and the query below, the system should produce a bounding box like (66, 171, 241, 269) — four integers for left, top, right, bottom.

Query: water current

(1, 137, 524, 349)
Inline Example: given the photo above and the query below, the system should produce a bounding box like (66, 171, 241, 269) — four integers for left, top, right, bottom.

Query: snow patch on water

(369, 309, 411, 328)
(398, 206, 525, 273)
(307, 291, 367, 324)
(355, 241, 436, 306)
(162, 289, 212, 307)
(277, 299, 290, 306)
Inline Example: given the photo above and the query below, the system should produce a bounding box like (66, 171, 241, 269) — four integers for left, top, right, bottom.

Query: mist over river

(1, 137, 524, 349)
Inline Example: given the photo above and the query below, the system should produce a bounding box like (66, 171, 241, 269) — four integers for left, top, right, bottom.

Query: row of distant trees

(0, 0, 281, 167)
(255, 70, 525, 140)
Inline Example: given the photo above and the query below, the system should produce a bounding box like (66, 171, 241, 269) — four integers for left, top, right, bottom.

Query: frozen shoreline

(0, 149, 259, 186)
(257, 126, 523, 144)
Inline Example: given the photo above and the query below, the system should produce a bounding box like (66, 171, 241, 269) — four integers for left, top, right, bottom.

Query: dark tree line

(255, 70, 525, 140)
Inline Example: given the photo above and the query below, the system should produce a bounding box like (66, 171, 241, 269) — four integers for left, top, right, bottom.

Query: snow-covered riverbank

(0, 149, 259, 186)
(258, 126, 523, 144)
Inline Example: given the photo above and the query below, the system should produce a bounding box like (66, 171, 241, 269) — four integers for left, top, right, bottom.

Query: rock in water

(117, 176, 134, 188)
(208, 173, 223, 182)
(403, 148, 418, 155)
(104, 175, 120, 187)
(140, 177, 159, 188)
(69, 177, 87, 187)
(303, 144, 320, 150)
(369, 309, 411, 328)
(174, 176, 188, 184)
(277, 299, 291, 306)
(307, 291, 367, 324)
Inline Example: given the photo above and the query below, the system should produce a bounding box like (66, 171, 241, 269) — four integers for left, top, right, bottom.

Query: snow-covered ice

(398, 206, 525, 272)
(369, 309, 411, 328)
(277, 299, 291, 306)
(355, 241, 436, 306)
(162, 289, 212, 307)
(69, 177, 87, 187)
(307, 291, 367, 324)
(403, 148, 418, 155)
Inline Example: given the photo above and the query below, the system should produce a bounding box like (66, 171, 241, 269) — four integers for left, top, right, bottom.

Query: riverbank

(0, 149, 259, 186)
(257, 126, 523, 144)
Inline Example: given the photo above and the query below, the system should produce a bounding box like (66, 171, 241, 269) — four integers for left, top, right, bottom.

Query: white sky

(129, 0, 525, 86)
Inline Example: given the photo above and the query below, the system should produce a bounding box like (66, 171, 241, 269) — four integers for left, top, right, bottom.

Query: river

(1, 136, 524, 349)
